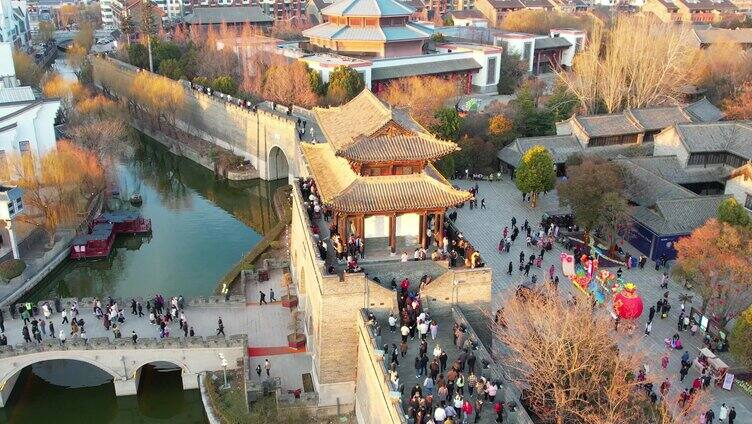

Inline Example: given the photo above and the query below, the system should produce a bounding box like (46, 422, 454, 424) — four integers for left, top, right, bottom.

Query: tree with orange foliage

(261, 61, 319, 108)
(378, 76, 459, 128)
(10, 142, 105, 246)
(722, 82, 752, 120)
(41, 72, 88, 118)
(674, 219, 752, 326)
(495, 285, 708, 424)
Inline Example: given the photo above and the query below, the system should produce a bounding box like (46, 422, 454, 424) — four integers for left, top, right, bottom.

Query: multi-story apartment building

(0, 0, 30, 47)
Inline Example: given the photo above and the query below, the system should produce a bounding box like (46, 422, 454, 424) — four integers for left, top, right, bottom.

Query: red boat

(94, 211, 152, 234)
(70, 223, 116, 260)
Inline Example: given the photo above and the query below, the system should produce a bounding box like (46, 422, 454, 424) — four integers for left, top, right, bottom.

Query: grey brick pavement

(451, 178, 752, 420)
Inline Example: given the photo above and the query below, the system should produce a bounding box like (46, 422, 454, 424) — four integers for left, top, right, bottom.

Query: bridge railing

(0, 334, 247, 357)
(7, 294, 248, 320)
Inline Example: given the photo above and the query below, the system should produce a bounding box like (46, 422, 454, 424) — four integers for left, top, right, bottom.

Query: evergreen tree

(514, 145, 556, 207)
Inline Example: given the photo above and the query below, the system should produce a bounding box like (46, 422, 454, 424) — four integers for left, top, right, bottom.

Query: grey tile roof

(321, 0, 415, 16)
(693, 28, 752, 45)
(0, 87, 35, 104)
(497, 137, 654, 167)
(618, 155, 725, 184)
(675, 0, 736, 11)
(613, 157, 697, 208)
(626, 106, 692, 132)
(371, 57, 481, 81)
(683, 97, 723, 123)
(534, 37, 571, 50)
(183, 6, 274, 24)
(675, 122, 752, 158)
(574, 113, 643, 138)
(632, 195, 731, 235)
(450, 9, 486, 19)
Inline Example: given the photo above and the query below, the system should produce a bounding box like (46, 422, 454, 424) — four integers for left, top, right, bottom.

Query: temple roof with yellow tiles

(313, 90, 459, 163)
(301, 143, 471, 213)
(301, 90, 472, 214)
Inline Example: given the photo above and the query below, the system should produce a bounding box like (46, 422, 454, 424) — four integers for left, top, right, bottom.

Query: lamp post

(0, 186, 23, 260)
(218, 353, 230, 390)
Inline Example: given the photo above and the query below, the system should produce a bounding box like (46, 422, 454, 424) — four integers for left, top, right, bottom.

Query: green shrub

(0, 259, 26, 281)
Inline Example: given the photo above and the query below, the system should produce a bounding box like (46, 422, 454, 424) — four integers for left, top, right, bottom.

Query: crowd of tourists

(299, 178, 486, 273)
(371, 279, 506, 423)
(6, 293, 224, 347)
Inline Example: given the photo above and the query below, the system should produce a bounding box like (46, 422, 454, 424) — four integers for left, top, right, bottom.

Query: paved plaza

(451, 178, 752, 419)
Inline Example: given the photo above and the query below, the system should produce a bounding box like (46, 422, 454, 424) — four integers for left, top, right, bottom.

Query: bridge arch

(0, 356, 121, 408)
(267, 145, 290, 182)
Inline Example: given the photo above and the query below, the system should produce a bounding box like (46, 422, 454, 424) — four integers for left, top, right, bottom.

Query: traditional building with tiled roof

(300, 90, 471, 252)
(302, 0, 432, 57)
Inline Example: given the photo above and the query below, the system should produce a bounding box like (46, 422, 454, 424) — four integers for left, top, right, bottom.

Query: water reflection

(26, 133, 284, 301)
(0, 360, 206, 424)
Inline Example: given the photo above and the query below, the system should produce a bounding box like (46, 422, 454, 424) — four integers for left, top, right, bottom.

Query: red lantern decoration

(613, 283, 644, 320)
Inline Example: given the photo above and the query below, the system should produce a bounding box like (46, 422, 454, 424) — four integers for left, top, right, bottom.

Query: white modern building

(493, 28, 585, 74)
(0, 42, 60, 171)
(0, 0, 30, 47)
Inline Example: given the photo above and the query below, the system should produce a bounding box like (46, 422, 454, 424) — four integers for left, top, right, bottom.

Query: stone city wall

(452, 308, 534, 424)
(91, 56, 301, 180)
(289, 182, 398, 412)
(354, 309, 406, 424)
(421, 266, 493, 312)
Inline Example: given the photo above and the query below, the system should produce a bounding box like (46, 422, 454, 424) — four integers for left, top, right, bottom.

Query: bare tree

(558, 15, 695, 113)
(494, 285, 708, 424)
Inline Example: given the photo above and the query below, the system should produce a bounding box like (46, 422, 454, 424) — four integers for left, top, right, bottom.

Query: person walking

(264, 359, 271, 376)
(58, 329, 66, 345)
(255, 364, 262, 378)
(132, 330, 138, 344)
(679, 364, 689, 382)
(259, 291, 267, 305)
(644, 321, 652, 336)
(217, 317, 225, 336)
(719, 403, 728, 422)
(137, 301, 144, 317)
(269, 288, 276, 302)
(49, 321, 54, 339)
(61, 308, 69, 324)
(728, 407, 736, 424)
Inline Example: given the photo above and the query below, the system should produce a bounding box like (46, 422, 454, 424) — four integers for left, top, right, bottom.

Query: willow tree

(514, 145, 555, 207)
(558, 15, 695, 113)
(130, 72, 185, 136)
(10, 142, 105, 246)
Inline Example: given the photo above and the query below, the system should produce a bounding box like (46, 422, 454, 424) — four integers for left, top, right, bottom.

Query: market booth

(693, 347, 729, 387)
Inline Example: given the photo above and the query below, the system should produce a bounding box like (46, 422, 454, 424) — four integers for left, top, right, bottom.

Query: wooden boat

(94, 211, 152, 234)
(129, 193, 142, 206)
(70, 223, 116, 260)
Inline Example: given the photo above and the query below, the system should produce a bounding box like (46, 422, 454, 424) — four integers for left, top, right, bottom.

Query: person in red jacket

(462, 399, 474, 423)
(494, 401, 504, 422)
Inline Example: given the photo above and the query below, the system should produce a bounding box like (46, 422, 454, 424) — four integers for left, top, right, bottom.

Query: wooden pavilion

(300, 90, 472, 253)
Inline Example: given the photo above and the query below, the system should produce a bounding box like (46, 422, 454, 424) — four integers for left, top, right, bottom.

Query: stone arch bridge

(0, 334, 246, 407)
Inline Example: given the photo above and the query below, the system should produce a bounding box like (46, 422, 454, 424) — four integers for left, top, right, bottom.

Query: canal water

(25, 133, 283, 301)
(6, 131, 283, 422)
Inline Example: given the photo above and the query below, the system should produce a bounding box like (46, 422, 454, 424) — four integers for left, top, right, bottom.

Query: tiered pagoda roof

(314, 90, 458, 162)
(301, 90, 471, 214)
(302, 0, 432, 44)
